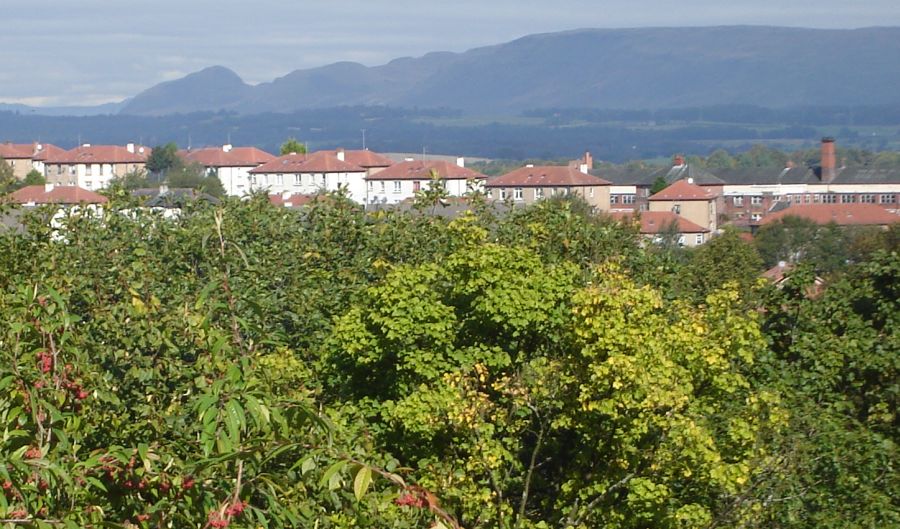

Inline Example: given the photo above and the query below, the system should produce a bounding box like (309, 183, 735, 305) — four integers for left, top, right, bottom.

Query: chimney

(336, 148, 345, 162)
(579, 163, 589, 174)
(785, 159, 795, 169)
(821, 137, 836, 182)
(82, 143, 91, 148)
(584, 151, 593, 170)
(456, 156, 465, 168)
(126, 143, 135, 153)
(526, 163, 534, 168)
(673, 154, 685, 167)
(222, 144, 233, 153)
(404, 157, 415, 162)
(44, 182, 54, 193)
(159, 184, 169, 194)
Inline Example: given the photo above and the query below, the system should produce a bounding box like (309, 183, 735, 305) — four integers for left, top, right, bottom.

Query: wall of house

(649, 199, 717, 232)
(44, 162, 146, 189)
(3, 157, 33, 180)
(251, 171, 368, 204)
(488, 185, 610, 209)
(210, 166, 255, 197)
(365, 178, 481, 205)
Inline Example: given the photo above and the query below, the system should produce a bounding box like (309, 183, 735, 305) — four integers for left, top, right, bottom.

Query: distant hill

(117, 26, 900, 116)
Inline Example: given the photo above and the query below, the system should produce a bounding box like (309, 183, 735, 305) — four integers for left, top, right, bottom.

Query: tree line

(0, 190, 895, 528)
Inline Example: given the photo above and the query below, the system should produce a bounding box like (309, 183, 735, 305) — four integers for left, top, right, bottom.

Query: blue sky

(2, 0, 899, 106)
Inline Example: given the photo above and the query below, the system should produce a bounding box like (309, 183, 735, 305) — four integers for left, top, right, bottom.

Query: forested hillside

(0, 192, 896, 528)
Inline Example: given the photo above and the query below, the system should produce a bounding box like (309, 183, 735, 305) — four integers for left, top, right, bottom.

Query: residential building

(249, 150, 368, 203)
(612, 210, 710, 247)
(365, 158, 485, 205)
(648, 178, 719, 233)
(0, 143, 37, 180)
(44, 143, 151, 190)
(486, 164, 611, 209)
(179, 144, 275, 196)
(269, 192, 315, 208)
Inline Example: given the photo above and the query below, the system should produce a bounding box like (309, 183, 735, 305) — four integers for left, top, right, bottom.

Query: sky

(2, 0, 900, 107)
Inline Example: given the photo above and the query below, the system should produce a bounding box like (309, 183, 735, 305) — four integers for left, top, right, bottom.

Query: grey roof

(829, 167, 900, 185)
(132, 188, 221, 207)
(710, 166, 819, 185)
(595, 165, 667, 186)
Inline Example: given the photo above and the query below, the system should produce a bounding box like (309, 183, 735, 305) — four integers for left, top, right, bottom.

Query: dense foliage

(0, 194, 895, 528)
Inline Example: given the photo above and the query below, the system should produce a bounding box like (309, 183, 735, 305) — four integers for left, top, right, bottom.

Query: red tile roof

(760, 204, 900, 226)
(648, 179, 717, 201)
(268, 193, 315, 208)
(250, 152, 364, 174)
(486, 165, 610, 187)
(48, 145, 151, 164)
(6, 185, 108, 205)
(366, 160, 485, 181)
(180, 146, 275, 167)
(0, 143, 35, 159)
(31, 144, 67, 162)
(612, 211, 709, 234)
(319, 149, 393, 168)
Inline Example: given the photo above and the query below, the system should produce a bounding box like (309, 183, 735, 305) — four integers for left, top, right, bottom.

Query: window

(393, 181, 401, 194)
(610, 195, 619, 204)
(57, 165, 62, 175)
(295, 175, 302, 186)
(85, 164, 93, 176)
(85, 181, 92, 189)
(276, 174, 284, 185)
(822, 194, 837, 204)
(499, 189, 507, 200)
(535, 188, 543, 199)
(793, 194, 801, 203)
(804, 194, 811, 203)
(861, 194, 875, 203)
(9, 160, 15, 168)
(672, 204, 681, 214)
(733, 196, 743, 207)
(589, 187, 594, 198)
(881, 194, 896, 204)
(514, 187, 523, 200)
(841, 194, 856, 203)
(622, 195, 636, 204)
(813, 194, 821, 203)
(695, 234, 704, 245)
(750, 196, 763, 206)
(413, 181, 421, 192)
(367, 180, 373, 191)
(677, 235, 686, 247)
(750, 213, 762, 222)
(379, 182, 385, 193)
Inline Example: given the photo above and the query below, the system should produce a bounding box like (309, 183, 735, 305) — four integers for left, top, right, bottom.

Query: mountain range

(5, 26, 900, 117)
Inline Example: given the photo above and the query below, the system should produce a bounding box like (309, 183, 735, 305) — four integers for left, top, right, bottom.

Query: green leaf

(353, 465, 372, 501)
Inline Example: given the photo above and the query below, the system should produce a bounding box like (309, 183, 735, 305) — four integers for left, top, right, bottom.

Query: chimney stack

(821, 137, 836, 182)
(126, 143, 135, 153)
(673, 154, 685, 167)
(584, 151, 593, 170)
(579, 163, 589, 174)
(456, 156, 465, 168)
(222, 144, 233, 153)
(44, 182, 54, 193)
(336, 148, 345, 162)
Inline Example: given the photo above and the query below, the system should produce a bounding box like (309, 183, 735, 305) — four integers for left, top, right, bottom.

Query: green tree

(280, 137, 307, 155)
(0, 157, 15, 193)
(705, 148, 737, 169)
(145, 142, 180, 175)
(680, 227, 764, 302)
(22, 169, 46, 186)
(649, 175, 668, 195)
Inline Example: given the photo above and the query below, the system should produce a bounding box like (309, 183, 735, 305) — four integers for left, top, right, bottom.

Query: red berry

(182, 477, 194, 489)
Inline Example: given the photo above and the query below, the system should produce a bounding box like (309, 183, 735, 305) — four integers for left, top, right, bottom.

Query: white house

(248, 150, 368, 204)
(179, 144, 276, 196)
(365, 158, 485, 205)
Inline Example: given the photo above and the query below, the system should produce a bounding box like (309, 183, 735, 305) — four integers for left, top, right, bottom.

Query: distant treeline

(1, 104, 898, 162)
(524, 104, 900, 127)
